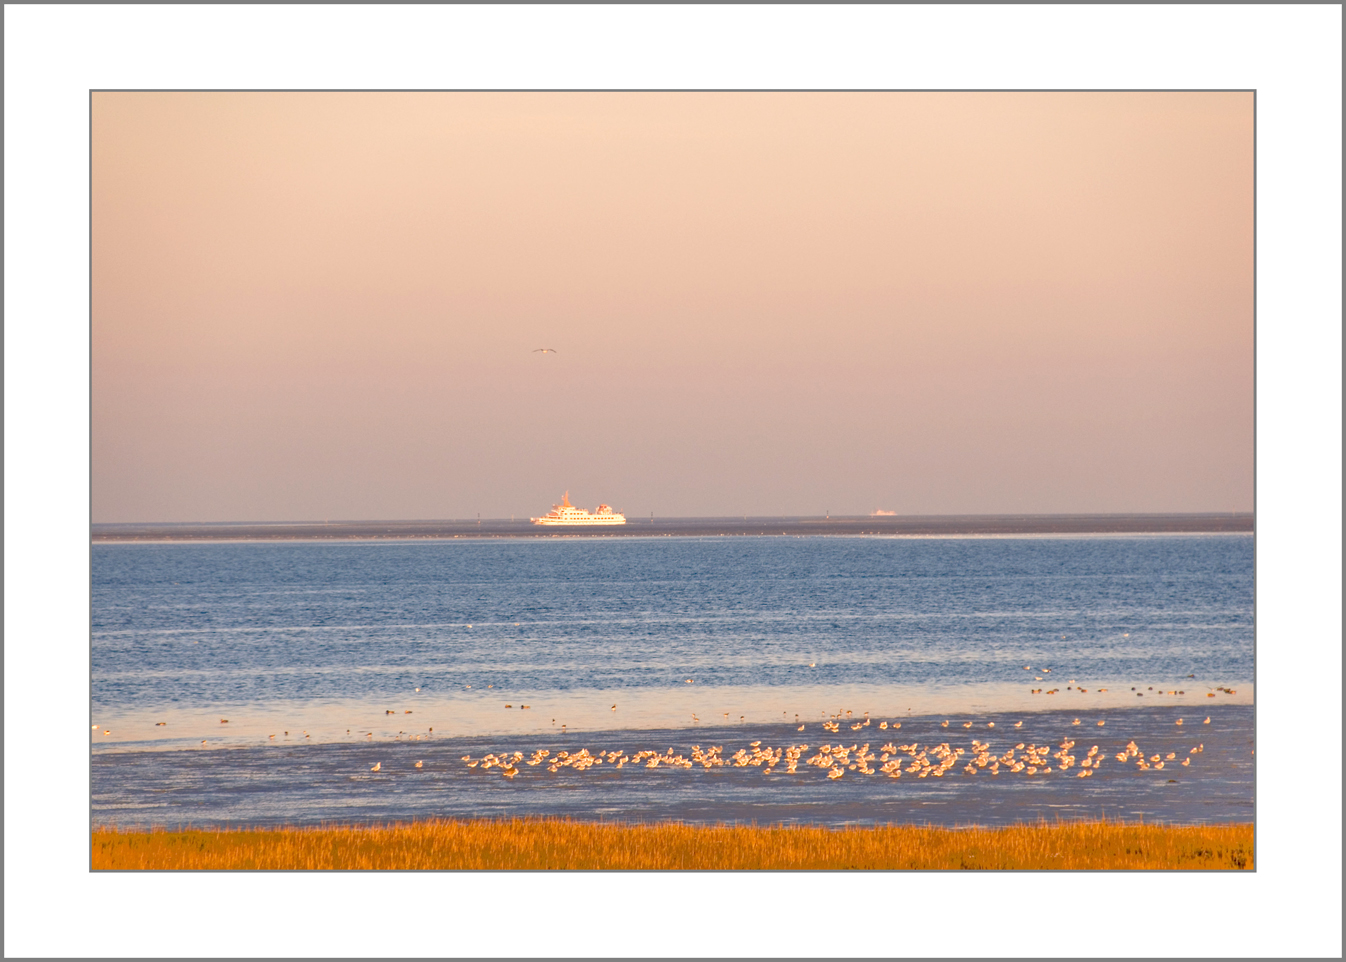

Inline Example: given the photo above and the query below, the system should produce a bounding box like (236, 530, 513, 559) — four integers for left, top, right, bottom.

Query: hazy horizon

(93, 92, 1253, 523)
(93, 510, 1255, 526)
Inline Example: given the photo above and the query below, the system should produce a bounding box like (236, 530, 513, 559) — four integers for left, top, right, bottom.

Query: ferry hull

(531, 517, 627, 525)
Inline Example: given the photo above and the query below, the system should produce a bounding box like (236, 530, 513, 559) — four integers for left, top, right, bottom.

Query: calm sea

(92, 533, 1254, 827)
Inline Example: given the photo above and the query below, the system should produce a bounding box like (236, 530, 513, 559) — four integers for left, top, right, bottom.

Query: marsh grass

(93, 819, 1253, 870)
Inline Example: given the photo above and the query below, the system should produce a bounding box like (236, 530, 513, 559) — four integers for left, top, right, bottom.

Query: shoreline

(92, 512, 1254, 542)
(91, 700, 1254, 753)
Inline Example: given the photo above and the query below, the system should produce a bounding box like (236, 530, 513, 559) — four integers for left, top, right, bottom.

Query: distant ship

(531, 491, 627, 525)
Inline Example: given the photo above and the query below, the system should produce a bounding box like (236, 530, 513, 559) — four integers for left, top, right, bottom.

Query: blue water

(91, 534, 1254, 826)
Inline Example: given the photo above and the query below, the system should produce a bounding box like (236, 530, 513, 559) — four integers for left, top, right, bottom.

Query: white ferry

(530, 491, 627, 525)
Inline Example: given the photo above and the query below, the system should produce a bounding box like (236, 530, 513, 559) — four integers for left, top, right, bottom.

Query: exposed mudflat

(93, 705, 1254, 830)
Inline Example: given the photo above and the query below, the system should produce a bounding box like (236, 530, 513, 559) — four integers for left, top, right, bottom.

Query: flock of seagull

(367, 714, 1215, 783)
(1014, 665, 1237, 700)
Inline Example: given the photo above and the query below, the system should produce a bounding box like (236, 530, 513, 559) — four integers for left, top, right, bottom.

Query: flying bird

(533, 348, 558, 354)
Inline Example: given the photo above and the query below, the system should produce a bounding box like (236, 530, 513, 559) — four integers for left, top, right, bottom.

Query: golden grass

(92, 819, 1253, 870)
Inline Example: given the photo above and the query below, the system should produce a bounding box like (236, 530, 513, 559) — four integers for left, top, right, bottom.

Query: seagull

(371, 762, 381, 772)
(533, 348, 558, 354)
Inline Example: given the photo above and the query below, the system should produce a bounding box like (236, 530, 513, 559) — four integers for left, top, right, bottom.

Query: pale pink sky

(93, 92, 1252, 522)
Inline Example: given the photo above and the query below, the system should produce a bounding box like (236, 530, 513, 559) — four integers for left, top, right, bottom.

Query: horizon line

(93, 510, 1255, 528)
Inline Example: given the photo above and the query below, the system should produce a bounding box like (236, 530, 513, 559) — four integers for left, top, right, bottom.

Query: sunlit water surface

(92, 534, 1253, 826)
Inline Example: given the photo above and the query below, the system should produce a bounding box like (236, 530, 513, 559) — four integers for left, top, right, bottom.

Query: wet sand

(93, 704, 1253, 830)
(90, 682, 1254, 749)
(92, 513, 1253, 542)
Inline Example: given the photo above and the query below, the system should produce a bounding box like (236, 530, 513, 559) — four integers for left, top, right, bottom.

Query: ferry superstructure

(530, 491, 627, 525)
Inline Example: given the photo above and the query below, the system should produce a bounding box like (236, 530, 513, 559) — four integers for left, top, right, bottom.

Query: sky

(92, 91, 1253, 522)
